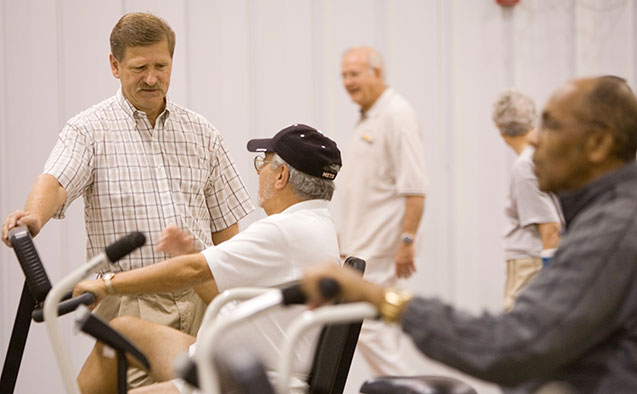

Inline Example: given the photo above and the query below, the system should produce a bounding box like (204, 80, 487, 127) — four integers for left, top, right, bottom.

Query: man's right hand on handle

(2, 174, 69, 247)
(1, 210, 42, 247)
(73, 279, 107, 310)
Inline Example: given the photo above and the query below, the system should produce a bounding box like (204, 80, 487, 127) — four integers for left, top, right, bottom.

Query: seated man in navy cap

(73, 124, 342, 394)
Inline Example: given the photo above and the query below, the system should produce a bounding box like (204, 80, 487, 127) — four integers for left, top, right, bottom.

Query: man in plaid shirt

(1, 12, 254, 386)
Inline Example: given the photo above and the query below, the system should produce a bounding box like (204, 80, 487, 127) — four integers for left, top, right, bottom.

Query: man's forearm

(110, 253, 213, 295)
(212, 222, 239, 245)
(394, 195, 425, 277)
(537, 222, 561, 250)
(192, 282, 220, 304)
(25, 174, 67, 228)
(401, 195, 425, 235)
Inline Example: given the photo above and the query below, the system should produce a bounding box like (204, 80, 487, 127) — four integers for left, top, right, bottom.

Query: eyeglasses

(253, 155, 270, 173)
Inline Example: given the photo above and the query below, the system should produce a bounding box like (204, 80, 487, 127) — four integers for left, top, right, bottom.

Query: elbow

(475, 365, 530, 387)
(539, 223, 561, 250)
(547, 231, 561, 250)
(458, 355, 550, 387)
(450, 360, 528, 387)
(184, 254, 212, 286)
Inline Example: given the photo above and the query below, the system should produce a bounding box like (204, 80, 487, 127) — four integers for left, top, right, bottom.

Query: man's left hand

(157, 225, 195, 257)
(394, 243, 416, 279)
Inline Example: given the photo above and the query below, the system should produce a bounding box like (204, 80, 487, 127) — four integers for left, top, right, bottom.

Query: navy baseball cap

(247, 124, 342, 180)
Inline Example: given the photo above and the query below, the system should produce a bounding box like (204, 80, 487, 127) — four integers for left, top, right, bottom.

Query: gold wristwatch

(103, 273, 116, 295)
(379, 288, 412, 322)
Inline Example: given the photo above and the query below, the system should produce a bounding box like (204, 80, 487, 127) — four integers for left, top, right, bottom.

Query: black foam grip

(78, 312, 151, 370)
(343, 256, 366, 274)
(9, 227, 51, 302)
(318, 278, 340, 299)
(105, 232, 146, 263)
(175, 357, 199, 388)
(281, 284, 307, 305)
(31, 292, 97, 323)
(281, 278, 340, 306)
(214, 349, 277, 394)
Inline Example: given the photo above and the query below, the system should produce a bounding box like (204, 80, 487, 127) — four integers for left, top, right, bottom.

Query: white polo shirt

(200, 199, 339, 390)
(337, 88, 428, 284)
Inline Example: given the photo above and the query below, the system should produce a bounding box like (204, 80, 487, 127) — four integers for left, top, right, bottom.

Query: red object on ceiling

(496, 0, 520, 6)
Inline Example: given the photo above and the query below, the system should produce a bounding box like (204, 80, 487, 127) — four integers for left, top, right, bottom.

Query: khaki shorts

(504, 257, 542, 312)
(94, 288, 206, 388)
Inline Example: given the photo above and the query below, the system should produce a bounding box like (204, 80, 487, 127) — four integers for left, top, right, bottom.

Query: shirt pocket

(167, 145, 210, 198)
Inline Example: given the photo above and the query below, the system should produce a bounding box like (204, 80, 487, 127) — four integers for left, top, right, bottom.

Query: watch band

(400, 232, 414, 245)
(379, 288, 412, 323)
(103, 273, 116, 295)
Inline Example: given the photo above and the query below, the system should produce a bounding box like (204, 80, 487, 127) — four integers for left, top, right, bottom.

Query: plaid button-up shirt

(44, 89, 254, 272)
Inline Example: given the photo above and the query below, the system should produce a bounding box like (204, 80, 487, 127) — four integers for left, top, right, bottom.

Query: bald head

(341, 46, 387, 112)
(532, 76, 637, 193)
(342, 46, 386, 79)
(573, 76, 637, 161)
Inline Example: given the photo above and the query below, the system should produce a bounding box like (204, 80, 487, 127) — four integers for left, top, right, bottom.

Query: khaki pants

(504, 257, 542, 312)
(94, 288, 206, 388)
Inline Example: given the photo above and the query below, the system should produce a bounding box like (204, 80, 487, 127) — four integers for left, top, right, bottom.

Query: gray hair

(343, 46, 385, 78)
(271, 154, 339, 201)
(492, 89, 537, 137)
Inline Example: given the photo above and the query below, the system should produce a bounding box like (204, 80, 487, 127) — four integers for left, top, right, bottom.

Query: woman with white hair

(492, 89, 563, 311)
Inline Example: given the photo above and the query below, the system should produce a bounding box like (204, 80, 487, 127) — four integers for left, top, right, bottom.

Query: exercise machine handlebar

(8, 226, 102, 322)
(31, 291, 96, 322)
(9, 226, 51, 302)
(43, 231, 145, 394)
(197, 278, 340, 394)
(75, 305, 151, 370)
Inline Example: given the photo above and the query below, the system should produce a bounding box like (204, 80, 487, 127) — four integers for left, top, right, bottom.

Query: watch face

(401, 234, 414, 244)
(103, 273, 115, 295)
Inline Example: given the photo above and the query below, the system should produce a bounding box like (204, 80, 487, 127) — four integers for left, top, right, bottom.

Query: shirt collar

(521, 145, 535, 156)
(281, 199, 330, 215)
(558, 162, 637, 227)
(361, 87, 393, 120)
(115, 88, 172, 123)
